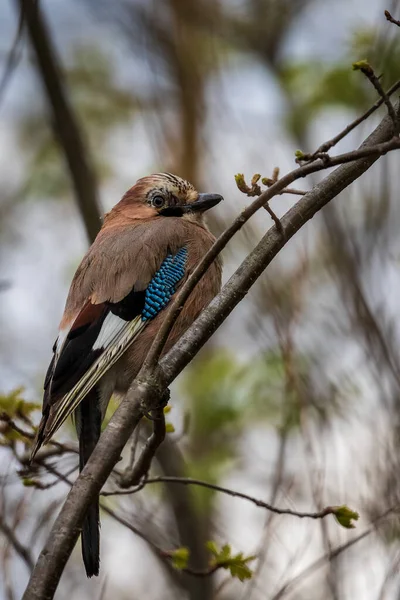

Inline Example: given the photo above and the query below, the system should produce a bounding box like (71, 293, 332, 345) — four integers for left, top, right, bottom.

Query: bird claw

(141, 388, 170, 420)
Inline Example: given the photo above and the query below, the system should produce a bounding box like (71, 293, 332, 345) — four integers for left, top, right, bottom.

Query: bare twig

(0, 412, 77, 459)
(102, 504, 222, 578)
(308, 78, 400, 158)
(104, 476, 339, 521)
(262, 168, 306, 196)
(297, 136, 400, 164)
(22, 104, 400, 600)
(385, 9, 400, 27)
(21, 464, 77, 491)
(353, 60, 399, 134)
(119, 407, 166, 487)
(0, 412, 34, 439)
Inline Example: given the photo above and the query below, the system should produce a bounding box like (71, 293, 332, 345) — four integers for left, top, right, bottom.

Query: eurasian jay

(30, 172, 223, 577)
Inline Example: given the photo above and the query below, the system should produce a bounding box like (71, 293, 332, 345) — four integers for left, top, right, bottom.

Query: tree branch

(306, 78, 400, 158)
(143, 134, 400, 371)
(17, 0, 102, 243)
(23, 104, 400, 600)
(353, 60, 399, 133)
(103, 475, 342, 520)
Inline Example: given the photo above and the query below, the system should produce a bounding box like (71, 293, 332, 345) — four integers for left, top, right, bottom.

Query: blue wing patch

(142, 247, 187, 321)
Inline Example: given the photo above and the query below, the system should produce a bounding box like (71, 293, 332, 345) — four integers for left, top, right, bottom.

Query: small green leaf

(332, 505, 359, 529)
(22, 478, 36, 487)
(295, 149, 305, 159)
(0, 388, 40, 418)
(170, 547, 190, 570)
(165, 422, 175, 433)
(163, 405, 172, 414)
(220, 544, 231, 560)
(234, 173, 249, 195)
(206, 540, 219, 556)
(229, 560, 254, 582)
(206, 541, 256, 581)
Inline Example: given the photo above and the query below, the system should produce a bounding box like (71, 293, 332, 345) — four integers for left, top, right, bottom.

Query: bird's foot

(141, 388, 170, 421)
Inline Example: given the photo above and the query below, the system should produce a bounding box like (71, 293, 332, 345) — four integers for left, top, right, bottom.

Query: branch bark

(23, 105, 399, 599)
(17, 0, 102, 243)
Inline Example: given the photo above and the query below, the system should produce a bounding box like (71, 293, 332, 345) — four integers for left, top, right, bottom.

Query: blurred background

(1, 0, 400, 598)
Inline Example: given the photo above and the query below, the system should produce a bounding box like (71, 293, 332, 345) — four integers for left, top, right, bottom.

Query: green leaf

(206, 541, 256, 581)
(165, 422, 175, 433)
(170, 547, 190, 570)
(206, 540, 219, 556)
(229, 560, 254, 582)
(0, 388, 40, 418)
(22, 478, 36, 487)
(332, 505, 359, 529)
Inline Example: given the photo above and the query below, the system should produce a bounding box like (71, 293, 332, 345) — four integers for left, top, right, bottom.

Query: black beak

(183, 193, 223, 213)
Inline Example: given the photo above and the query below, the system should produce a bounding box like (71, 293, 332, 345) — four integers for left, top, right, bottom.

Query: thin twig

(279, 187, 306, 196)
(0, 516, 34, 571)
(0, 2, 25, 110)
(0, 413, 77, 458)
(309, 78, 400, 157)
(0, 413, 34, 439)
(298, 136, 400, 165)
(235, 172, 285, 233)
(270, 505, 398, 600)
(353, 60, 398, 133)
(105, 475, 338, 519)
(101, 504, 220, 578)
(119, 408, 166, 488)
(385, 9, 400, 27)
(23, 464, 77, 490)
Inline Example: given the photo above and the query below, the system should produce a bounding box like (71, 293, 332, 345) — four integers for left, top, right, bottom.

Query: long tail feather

(76, 387, 101, 577)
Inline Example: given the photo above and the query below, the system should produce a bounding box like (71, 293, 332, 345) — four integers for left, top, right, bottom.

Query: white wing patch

(55, 327, 69, 363)
(92, 312, 127, 350)
(43, 315, 146, 443)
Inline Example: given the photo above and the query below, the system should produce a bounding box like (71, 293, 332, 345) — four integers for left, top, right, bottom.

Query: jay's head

(110, 173, 223, 224)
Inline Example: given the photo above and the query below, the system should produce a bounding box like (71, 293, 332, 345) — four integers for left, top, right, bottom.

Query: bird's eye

(152, 195, 164, 208)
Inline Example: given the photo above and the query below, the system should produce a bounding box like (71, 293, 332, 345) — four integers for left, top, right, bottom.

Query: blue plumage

(142, 247, 187, 321)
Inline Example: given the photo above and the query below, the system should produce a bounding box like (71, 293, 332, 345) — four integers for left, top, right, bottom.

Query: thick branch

(17, 0, 102, 243)
(23, 105, 399, 600)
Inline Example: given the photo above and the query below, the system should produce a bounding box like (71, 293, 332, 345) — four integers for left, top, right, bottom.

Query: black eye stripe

(159, 206, 184, 217)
